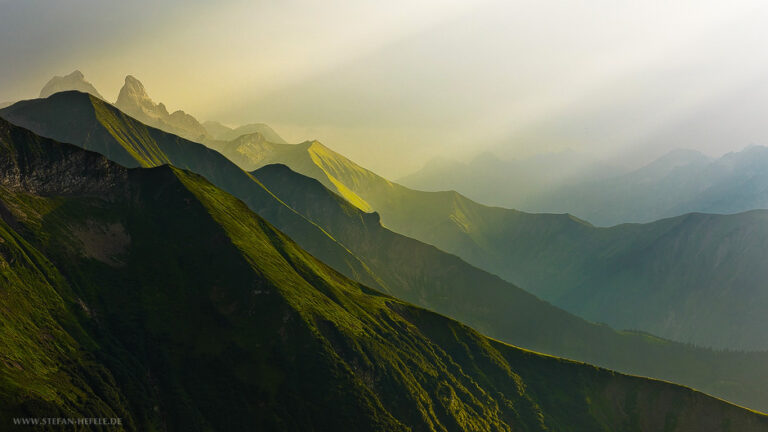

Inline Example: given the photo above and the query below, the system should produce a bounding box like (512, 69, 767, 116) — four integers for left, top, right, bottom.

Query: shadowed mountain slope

(200, 135, 768, 351)
(252, 164, 768, 413)
(6, 95, 768, 412)
(5, 118, 768, 431)
(0, 91, 384, 292)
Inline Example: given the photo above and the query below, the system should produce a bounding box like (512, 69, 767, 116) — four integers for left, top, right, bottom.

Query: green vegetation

(1, 117, 767, 431)
(192, 127, 768, 352)
(253, 164, 768, 413)
(0, 91, 384, 293)
(6, 94, 768, 411)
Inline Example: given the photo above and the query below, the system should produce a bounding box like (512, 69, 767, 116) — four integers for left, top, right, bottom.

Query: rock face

(39, 70, 104, 99)
(0, 117, 128, 198)
(115, 75, 208, 142)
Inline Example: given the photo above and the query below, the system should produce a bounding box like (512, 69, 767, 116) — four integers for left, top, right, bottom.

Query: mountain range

(182, 126, 768, 351)
(399, 150, 625, 208)
(5, 91, 768, 414)
(400, 146, 768, 228)
(5, 115, 768, 430)
(522, 146, 768, 226)
(114, 75, 211, 143)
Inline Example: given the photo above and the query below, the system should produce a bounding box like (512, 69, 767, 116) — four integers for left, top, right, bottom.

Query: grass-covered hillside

(0, 91, 384, 293)
(5, 95, 768, 412)
(4, 118, 767, 431)
(253, 164, 768, 413)
(184, 129, 768, 352)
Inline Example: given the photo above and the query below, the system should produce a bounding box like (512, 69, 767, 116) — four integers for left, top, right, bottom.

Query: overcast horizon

(3, 0, 768, 177)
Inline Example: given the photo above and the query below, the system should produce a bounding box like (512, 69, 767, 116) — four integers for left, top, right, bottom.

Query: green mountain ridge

(5, 93, 768, 412)
(4, 117, 766, 431)
(0, 91, 385, 293)
(252, 163, 768, 412)
(203, 131, 768, 351)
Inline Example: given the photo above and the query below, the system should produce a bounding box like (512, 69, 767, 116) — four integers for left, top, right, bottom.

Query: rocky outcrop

(0, 118, 128, 198)
(115, 75, 208, 142)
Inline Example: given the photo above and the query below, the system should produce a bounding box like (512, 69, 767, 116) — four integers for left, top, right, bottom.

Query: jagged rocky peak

(116, 75, 168, 117)
(39, 70, 104, 99)
(114, 75, 206, 141)
(118, 75, 149, 101)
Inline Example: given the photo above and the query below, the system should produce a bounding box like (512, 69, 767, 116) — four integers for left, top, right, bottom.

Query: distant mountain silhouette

(39, 70, 103, 99)
(399, 150, 625, 208)
(114, 75, 209, 142)
(203, 120, 286, 143)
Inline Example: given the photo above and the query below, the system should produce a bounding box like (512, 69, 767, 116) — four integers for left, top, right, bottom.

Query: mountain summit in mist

(115, 75, 209, 142)
(39, 70, 103, 99)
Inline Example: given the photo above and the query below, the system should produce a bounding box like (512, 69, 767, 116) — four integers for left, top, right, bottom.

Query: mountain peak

(113, 75, 209, 141)
(116, 75, 169, 118)
(117, 75, 152, 104)
(122, 74, 145, 92)
(39, 70, 103, 100)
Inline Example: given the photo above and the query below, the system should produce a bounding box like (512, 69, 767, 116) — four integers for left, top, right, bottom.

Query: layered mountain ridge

(32, 71, 286, 146)
(114, 75, 209, 142)
(201, 131, 768, 351)
(402, 145, 768, 228)
(4, 117, 767, 430)
(5, 93, 768, 413)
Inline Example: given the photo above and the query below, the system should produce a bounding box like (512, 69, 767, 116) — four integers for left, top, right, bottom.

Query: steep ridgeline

(196, 136, 768, 352)
(252, 164, 768, 413)
(39, 70, 104, 100)
(5, 96, 768, 412)
(5, 119, 767, 431)
(34, 71, 285, 147)
(114, 75, 209, 143)
(113, 75, 288, 146)
(0, 91, 384, 293)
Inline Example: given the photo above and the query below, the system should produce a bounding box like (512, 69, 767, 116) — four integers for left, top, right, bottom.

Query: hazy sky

(2, 0, 768, 176)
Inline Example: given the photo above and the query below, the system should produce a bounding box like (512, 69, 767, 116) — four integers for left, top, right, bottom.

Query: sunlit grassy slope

(253, 164, 768, 413)
(2, 117, 768, 431)
(5, 94, 768, 413)
(194, 125, 768, 352)
(0, 92, 384, 293)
